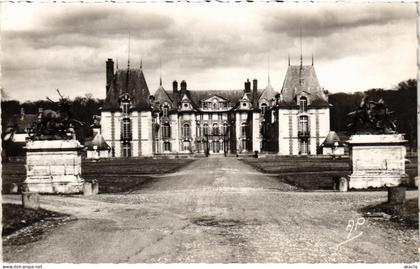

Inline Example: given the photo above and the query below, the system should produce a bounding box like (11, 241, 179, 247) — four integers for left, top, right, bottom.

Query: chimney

(173, 80, 178, 93)
(180, 80, 187, 94)
(106, 58, 114, 91)
(244, 79, 251, 92)
(252, 79, 258, 107)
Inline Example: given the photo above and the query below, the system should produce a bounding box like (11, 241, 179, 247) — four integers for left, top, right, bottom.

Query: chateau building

(100, 57, 330, 157)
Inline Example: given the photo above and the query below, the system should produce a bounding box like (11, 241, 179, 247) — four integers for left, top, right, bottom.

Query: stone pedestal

(22, 192, 40, 210)
(348, 134, 408, 189)
(24, 140, 84, 194)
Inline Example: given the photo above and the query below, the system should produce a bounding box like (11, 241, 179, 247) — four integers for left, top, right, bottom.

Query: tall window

(182, 123, 191, 138)
(299, 97, 308, 112)
(212, 123, 219, 135)
(164, 141, 171, 152)
(299, 115, 309, 134)
(122, 142, 131, 157)
(261, 103, 268, 115)
(162, 105, 169, 117)
(300, 140, 308, 154)
(122, 118, 132, 140)
(162, 122, 171, 139)
(196, 124, 201, 137)
(241, 122, 247, 137)
(221, 123, 228, 135)
(203, 124, 209, 136)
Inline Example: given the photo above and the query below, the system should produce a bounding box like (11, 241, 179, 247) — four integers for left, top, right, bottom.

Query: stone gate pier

(24, 140, 85, 194)
(348, 134, 408, 189)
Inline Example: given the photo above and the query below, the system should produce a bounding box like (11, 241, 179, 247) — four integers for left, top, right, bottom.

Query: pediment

(201, 95, 229, 103)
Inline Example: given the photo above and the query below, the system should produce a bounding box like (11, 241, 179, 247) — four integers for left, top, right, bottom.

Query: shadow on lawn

(360, 198, 418, 229)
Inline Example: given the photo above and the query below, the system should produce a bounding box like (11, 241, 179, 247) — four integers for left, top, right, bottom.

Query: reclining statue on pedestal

(28, 89, 84, 140)
(347, 96, 397, 135)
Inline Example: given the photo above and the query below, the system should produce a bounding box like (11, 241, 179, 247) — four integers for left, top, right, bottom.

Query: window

(122, 118, 132, 140)
(241, 122, 247, 137)
(212, 123, 219, 135)
(183, 103, 189, 108)
(299, 97, 308, 112)
(218, 114, 222, 121)
(241, 140, 247, 151)
(221, 123, 228, 135)
(164, 141, 171, 152)
(183, 141, 190, 151)
(162, 105, 169, 117)
(261, 103, 267, 115)
(162, 122, 171, 139)
(196, 124, 202, 137)
(300, 140, 308, 154)
(203, 124, 209, 136)
(122, 142, 131, 157)
(182, 123, 191, 138)
(299, 116, 309, 134)
(122, 101, 130, 114)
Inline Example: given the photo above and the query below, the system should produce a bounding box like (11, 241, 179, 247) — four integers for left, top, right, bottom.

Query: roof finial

(159, 57, 162, 86)
(312, 53, 314, 66)
(116, 58, 119, 69)
(288, 53, 290, 66)
(127, 32, 131, 70)
(140, 56, 142, 69)
(268, 55, 271, 85)
(300, 27, 303, 68)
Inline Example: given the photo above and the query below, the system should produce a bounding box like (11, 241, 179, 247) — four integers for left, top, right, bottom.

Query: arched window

(182, 123, 191, 138)
(299, 115, 309, 134)
(203, 124, 209, 136)
(261, 103, 268, 115)
(212, 123, 219, 135)
(122, 118, 132, 140)
(162, 105, 169, 117)
(163, 141, 171, 152)
(299, 97, 308, 112)
(162, 122, 171, 139)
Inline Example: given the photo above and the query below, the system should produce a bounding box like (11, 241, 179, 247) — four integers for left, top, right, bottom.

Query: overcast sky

(1, 3, 417, 101)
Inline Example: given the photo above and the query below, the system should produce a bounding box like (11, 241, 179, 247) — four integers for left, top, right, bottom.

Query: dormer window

(162, 105, 169, 117)
(299, 97, 308, 112)
(122, 102, 130, 114)
(183, 103, 189, 108)
(261, 103, 268, 115)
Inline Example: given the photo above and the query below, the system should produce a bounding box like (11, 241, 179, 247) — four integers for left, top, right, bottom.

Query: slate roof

(259, 83, 277, 103)
(280, 64, 329, 107)
(102, 68, 151, 111)
(159, 89, 264, 111)
(320, 131, 344, 147)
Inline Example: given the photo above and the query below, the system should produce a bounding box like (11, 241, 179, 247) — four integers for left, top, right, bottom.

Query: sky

(1, 3, 417, 101)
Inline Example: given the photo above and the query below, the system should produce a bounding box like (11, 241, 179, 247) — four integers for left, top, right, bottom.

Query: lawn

(242, 155, 418, 190)
(2, 158, 195, 194)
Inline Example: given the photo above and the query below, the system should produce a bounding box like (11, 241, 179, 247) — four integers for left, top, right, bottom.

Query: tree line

(329, 79, 417, 150)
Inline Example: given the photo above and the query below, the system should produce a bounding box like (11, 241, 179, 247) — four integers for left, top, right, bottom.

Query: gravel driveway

(3, 157, 418, 263)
